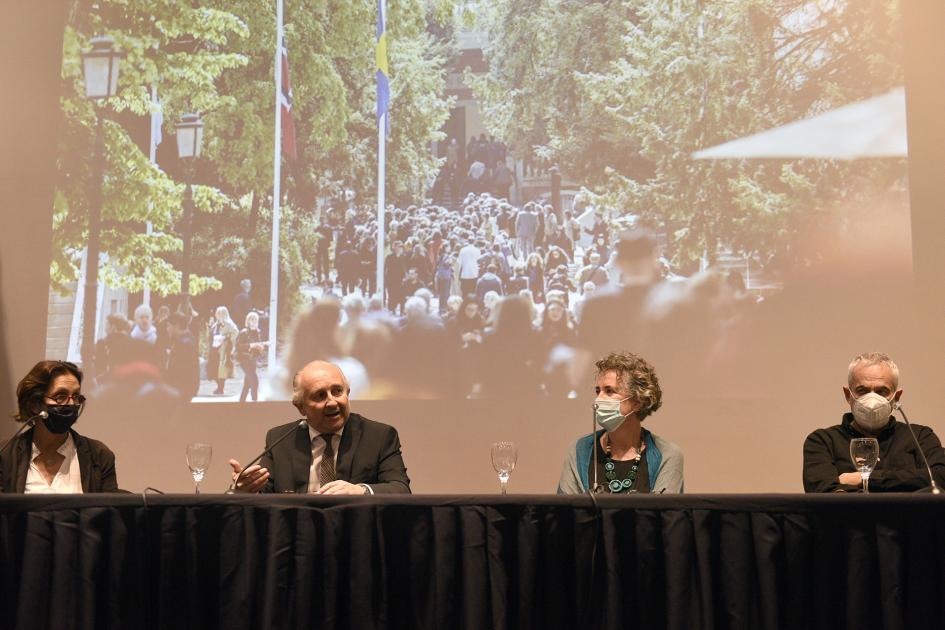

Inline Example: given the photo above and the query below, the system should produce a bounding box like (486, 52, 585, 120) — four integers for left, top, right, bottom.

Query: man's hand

(228, 458, 269, 493)
(317, 480, 367, 495)
(838, 472, 862, 486)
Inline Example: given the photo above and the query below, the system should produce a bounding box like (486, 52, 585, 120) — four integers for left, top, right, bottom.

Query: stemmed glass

(850, 437, 879, 494)
(491, 441, 518, 495)
(186, 442, 212, 494)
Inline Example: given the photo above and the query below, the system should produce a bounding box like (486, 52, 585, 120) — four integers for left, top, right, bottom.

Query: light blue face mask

(594, 397, 630, 433)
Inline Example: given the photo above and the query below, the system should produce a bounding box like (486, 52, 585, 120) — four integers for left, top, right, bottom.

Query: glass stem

(195, 480, 201, 495)
(499, 474, 509, 495)
(861, 473, 870, 494)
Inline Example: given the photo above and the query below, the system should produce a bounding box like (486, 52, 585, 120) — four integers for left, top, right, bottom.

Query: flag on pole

(376, 0, 390, 128)
(280, 43, 298, 160)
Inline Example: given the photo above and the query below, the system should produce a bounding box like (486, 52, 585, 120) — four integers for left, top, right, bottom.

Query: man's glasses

(46, 393, 86, 405)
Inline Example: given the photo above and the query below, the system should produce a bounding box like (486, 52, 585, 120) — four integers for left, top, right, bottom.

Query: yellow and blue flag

(376, 0, 389, 128)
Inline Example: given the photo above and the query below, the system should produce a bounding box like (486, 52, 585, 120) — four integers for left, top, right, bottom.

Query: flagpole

(267, 0, 284, 374)
(144, 83, 160, 307)
(375, 0, 388, 302)
(376, 105, 386, 301)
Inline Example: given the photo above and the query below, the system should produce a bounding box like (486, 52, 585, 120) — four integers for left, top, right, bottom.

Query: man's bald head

(292, 361, 351, 433)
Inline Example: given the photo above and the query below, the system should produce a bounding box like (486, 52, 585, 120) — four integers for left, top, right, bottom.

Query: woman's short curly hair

(595, 351, 662, 420)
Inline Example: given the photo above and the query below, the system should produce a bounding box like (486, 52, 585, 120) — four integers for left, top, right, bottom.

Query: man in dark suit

(228, 360, 410, 494)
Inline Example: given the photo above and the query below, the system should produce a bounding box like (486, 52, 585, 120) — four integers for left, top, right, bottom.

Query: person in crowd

(401, 267, 426, 300)
(409, 243, 433, 287)
(492, 159, 514, 200)
(207, 306, 239, 396)
(283, 297, 369, 398)
(525, 252, 546, 303)
(94, 312, 134, 381)
(573, 281, 596, 324)
(227, 360, 410, 494)
(578, 230, 664, 361)
(232, 279, 253, 329)
(444, 294, 464, 319)
(458, 239, 482, 296)
(314, 219, 334, 284)
(385, 240, 409, 314)
(1, 360, 118, 493)
(557, 352, 684, 494)
(476, 263, 504, 305)
(515, 203, 539, 257)
(335, 240, 361, 296)
(508, 265, 529, 294)
(130, 303, 157, 344)
(165, 312, 199, 400)
(803, 352, 945, 493)
(578, 251, 609, 293)
(434, 244, 454, 315)
(479, 296, 543, 398)
(544, 243, 570, 272)
(358, 236, 377, 296)
(235, 311, 267, 402)
(546, 265, 576, 305)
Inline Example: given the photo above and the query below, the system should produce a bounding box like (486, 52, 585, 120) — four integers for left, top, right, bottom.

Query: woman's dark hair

(15, 360, 83, 422)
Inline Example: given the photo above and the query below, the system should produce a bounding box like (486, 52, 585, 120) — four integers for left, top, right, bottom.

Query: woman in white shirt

(0, 360, 117, 493)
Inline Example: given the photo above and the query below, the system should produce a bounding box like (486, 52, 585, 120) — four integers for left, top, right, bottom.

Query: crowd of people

(279, 190, 757, 400)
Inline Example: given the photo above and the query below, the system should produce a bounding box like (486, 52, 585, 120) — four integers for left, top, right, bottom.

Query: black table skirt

(0, 494, 943, 630)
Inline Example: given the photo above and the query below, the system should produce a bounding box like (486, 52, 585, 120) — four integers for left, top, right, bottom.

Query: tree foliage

(54, 0, 455, 315)
(470, 0, 905, 272)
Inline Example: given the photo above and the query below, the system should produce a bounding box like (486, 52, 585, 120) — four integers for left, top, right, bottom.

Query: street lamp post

(80, 36, 122, 382)
(175, 113, 204, 316)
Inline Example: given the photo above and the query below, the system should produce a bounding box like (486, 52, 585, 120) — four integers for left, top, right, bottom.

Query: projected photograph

(47, 0, 908, 402)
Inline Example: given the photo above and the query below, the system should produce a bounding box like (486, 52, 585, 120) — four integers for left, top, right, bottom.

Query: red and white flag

(279, 44, 298, 160)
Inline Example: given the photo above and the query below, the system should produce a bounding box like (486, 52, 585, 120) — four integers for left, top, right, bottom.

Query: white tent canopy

(692, 87, 907, 160)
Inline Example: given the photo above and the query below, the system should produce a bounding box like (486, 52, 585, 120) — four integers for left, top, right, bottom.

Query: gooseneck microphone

(226, 419, 307, 493)
(0, 411, 47, 454)
(893, 403, 941, 495)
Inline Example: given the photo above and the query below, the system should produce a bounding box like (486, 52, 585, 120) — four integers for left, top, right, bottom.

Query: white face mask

(851, 392, 894, 433)
(594, 397, 630, 433)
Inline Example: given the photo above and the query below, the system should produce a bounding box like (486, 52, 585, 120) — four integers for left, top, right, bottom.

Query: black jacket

(803, 413, 945, 492)
(259, 413, 410, 494)
(0, 428, 118, 493)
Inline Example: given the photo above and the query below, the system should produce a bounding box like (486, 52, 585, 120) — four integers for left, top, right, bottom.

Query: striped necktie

(317, 433, 336, 486)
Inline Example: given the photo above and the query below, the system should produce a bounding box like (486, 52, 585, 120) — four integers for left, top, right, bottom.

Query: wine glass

(849, 437, 879, 494)
(491, 441, 518, 495)
(186, 442, 212, 494)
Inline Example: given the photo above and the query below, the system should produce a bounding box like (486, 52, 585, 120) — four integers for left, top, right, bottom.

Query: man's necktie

(317, 433, 336, 486)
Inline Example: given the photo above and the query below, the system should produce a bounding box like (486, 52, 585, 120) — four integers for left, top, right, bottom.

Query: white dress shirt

(25, 433, 83, 494)
(307, 425, 343, 494)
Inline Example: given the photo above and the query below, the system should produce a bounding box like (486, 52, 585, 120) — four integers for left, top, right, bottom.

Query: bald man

(228, 361, 410, 494)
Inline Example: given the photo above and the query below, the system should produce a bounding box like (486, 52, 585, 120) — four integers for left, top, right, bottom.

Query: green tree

(470, 0, 905, 272)
(54, 1, 248, 296)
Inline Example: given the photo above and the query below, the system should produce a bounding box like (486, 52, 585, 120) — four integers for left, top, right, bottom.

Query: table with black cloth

(1, 494, 943, 630)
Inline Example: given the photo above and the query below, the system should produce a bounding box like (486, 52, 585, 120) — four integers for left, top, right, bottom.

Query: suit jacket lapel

(335, 414, 361, 482)
(73, 431, 93, 492)
(291, 426, 312, 493)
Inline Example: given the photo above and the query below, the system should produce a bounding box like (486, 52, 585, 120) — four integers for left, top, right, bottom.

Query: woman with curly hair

(557, 352, 684, 494)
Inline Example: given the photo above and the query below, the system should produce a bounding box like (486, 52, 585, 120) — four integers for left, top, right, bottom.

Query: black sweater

(803, 413, 945, 492)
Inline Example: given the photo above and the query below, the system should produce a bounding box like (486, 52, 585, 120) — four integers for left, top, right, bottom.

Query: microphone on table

(893, 402, 941, 495)
(226, 419, 307, 493)
(0, 411, 46, 454)
(590, 403, 601, 494)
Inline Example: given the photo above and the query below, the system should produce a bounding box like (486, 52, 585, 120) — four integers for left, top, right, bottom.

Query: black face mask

(43, 405, 81, 434)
